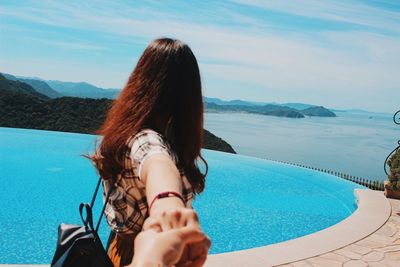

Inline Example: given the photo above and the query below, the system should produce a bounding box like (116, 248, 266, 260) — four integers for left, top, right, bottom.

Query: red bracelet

(149, 191, 185, 214)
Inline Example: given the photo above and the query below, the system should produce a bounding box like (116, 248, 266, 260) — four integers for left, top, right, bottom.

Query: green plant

(387, 148, 400, 190)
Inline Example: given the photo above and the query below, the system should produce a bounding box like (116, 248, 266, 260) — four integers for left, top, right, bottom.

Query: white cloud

(233, 0, 400, 33)
(0, 0, 399, 112)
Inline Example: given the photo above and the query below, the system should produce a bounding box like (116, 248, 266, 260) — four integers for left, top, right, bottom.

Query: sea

(204, 110, 399, 182)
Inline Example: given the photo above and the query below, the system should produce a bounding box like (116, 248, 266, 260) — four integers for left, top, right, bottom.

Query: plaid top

(102, 128, 194, 236)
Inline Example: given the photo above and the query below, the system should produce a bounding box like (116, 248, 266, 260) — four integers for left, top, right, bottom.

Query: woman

(87, 38, 210, 267)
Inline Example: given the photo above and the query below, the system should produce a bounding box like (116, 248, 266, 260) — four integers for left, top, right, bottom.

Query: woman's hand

(130, 226, 210, 267)
(141, 208, 211, 267)
(143, 208, 200, 232)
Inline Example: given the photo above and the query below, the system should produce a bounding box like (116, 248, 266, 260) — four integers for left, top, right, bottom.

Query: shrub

(387, 148, 400, 190)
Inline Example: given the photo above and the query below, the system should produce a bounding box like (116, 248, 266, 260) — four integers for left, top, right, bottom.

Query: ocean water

(0, 127, 363, 264)
(205, 111, 399, 181)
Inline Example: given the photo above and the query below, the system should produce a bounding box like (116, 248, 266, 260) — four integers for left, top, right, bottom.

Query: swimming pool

(0, 127, 364, 264)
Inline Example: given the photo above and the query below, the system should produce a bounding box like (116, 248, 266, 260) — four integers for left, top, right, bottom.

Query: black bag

(51, 177, 115, 267)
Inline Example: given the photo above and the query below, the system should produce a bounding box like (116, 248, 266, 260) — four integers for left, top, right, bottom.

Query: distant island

(2, 72, 336, 119)
(205, 102, 336, 118)
(0, 73, 236, 154)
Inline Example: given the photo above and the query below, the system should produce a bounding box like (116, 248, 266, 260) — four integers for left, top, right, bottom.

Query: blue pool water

(0, 127, 364, 264)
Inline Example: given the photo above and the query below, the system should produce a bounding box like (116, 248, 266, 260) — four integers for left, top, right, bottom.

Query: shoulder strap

(90, 176, 102, 208)
(84, 177, 115, 233)
(79, 179, 115, 250)
(95, 180, 115, 233)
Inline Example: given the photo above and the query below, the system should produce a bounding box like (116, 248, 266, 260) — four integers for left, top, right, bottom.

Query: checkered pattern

(102, 128, 194, 235)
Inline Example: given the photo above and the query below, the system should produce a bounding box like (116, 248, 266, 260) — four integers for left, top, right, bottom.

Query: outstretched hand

(130, 225, 210, 267)
(130, 208, 210, 267)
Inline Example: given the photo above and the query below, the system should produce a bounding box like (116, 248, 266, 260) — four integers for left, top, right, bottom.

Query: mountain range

(1, 72, 336, 118)
(0, 73, 236, 153)
(3, 73, 119, 99)
(203, 97, 315, 110)
(204, 102, 335, 118)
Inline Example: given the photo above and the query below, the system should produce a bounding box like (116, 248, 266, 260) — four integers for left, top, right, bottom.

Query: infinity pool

(0, 127, 364, 264)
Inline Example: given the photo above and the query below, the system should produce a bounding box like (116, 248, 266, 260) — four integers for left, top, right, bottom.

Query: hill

(2, 73, 62, 98)
(301, 106, 336, 117)
(205, 101, 335, 118)
(1, 73, 336, 117)
(1, 72, 335, 119)
(205, 102, 305, 118)
(204, 97, 319, 110)
(18, 78, 62, 98)
(0, 89, 110, 133)
(203, 130, 235, 153)
(46, 80, 120, 99)
(0, 76, 235, 153)
(280, 103, 316, 110)
(0, 73, 49, 100)
(204, 97, 264, 106)
(2, 72, 118, 99)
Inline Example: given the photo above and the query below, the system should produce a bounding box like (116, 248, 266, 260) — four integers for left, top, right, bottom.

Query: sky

(0, 0, 399, 113)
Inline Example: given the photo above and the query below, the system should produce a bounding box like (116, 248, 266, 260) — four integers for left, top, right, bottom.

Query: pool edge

(204, 189, 391, 267)
(0, 189, 391, 267)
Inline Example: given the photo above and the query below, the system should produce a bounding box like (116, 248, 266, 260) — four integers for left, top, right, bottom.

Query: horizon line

(0, 69, 394, 115)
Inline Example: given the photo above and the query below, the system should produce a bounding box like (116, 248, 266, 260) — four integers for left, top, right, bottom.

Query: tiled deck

(278, 197, 400, 267)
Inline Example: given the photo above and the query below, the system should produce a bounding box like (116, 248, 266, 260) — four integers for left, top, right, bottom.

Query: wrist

(129, 260, 167, 267)
(150, 197, 185, 215)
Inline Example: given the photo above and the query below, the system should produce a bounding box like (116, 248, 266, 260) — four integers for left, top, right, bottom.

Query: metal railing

(265, 158, 385, 191)
(384, 110, 400, 176)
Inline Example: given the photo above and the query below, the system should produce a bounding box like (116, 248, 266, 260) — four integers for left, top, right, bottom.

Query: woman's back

(103, 128, 193, 267)
(103, 128, 194, 234)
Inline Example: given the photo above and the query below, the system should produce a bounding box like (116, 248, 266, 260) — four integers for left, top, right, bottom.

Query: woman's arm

(139, 154, 209, 266)
(140, 154, 185, 215)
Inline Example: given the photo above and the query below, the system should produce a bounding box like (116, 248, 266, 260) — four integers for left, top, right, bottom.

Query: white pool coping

(204, 189, 391, 266)
(0, 189, 391, 267)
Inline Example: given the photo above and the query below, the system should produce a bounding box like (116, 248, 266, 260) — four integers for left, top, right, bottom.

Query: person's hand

(142, 208, 211, 266)
(129, 226, 210, 267)
(143, 208, 200, 232)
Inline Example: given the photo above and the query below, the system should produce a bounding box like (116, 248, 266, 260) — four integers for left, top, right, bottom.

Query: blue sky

(0, 0, 399, 113)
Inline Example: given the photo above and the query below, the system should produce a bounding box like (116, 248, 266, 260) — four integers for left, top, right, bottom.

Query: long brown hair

(87, 38, 207, 193)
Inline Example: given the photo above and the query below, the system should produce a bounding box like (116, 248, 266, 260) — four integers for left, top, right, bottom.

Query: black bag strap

(106, 230, 116, 251)
(79, 203, 95, 230)
(90, 176, 103, 208)
(80, 177, 115, 234)
(95, 180, 115, 233)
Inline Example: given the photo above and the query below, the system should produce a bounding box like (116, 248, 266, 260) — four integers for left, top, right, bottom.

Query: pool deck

(279, 195, 400, 267)
(2, 189, 399, 267)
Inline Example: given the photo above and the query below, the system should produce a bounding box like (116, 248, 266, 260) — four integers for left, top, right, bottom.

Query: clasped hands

(129, 208, 211, 267)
